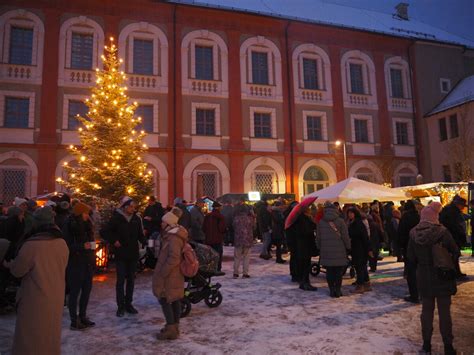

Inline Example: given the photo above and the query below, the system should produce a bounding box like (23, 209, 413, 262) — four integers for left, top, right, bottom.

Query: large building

(0, 0, 472, 204)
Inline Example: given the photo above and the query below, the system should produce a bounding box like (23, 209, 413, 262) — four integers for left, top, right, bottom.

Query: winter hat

(73, 201, 91, 216)
(45, 200, 57, 208)
(7, 206, 23, 217)
(420, 202, 442, 224)
(174, 197, 184, 205)
(162, 207, 182, 226)
(119, 196, 133, 208)
(452, 195, 467, 207)
(14, 197, 27, 207)
(33, 206, 55, 227)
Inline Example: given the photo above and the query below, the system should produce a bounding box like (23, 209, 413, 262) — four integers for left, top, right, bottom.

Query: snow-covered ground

(1, 247, 473, 355)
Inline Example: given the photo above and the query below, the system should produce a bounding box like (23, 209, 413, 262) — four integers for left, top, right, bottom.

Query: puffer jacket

(316, 206, 351, 267)
(407, 221, 460, 298)
(152, 224, 188, 302)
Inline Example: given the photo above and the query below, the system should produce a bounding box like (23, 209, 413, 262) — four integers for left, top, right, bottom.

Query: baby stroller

(137, 232, 159, 272)
(310, 255, 356, 278)
(180, 241, 223, 318)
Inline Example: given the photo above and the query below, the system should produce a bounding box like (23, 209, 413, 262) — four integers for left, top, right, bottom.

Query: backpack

(180, 242, 199, 277)
(432, 242, 456, 281)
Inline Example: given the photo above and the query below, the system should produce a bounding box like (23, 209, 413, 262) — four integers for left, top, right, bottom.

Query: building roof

(170, 0, 474, 48)
(427, 75, 474, 116)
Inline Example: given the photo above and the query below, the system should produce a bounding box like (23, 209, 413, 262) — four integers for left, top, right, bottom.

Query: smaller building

(425, 75, 474, 182)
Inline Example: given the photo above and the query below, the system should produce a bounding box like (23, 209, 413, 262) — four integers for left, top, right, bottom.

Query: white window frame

(298, 54, 324, 90)
(250, 106, 276, 139)
(392, 117, 414, 146)
(350, 114, 374, 143)
(0, 90, 35, 128)
(302, 110, 328, 141)
(134, 98, 159, 133)
(62, 94, 88, 130)
(440, 78, 451, 94)
(191, 39, 219, 80)
(191, 102, 220, 136)
(347, 59, 369, 94)
(127, 33, 159, 76)
(248, 47, 273, 85)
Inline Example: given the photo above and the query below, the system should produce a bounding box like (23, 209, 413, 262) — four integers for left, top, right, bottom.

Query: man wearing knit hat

(101, 197, 145, 317)
(63, 201, 95, 330)
(408, 202, 460, 355)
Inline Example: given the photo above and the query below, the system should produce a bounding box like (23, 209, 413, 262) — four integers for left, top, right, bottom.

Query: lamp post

(335, 140, 347, 179)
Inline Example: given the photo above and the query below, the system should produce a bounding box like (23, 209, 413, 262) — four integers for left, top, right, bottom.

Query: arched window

(118, 22, 168, 93)
(244, 157, 286, 194)
(0, 151, 38, 202)
(341, 50, 378, 109)
(303, 166, 330, 194)
(394, 163, 417, 187)
(349, 160, 383, 184)
(240, 36, 282, 101)
(181, 30, 228, 97)
(0, 9, 44, 84)
(385, 56, 413, 112)
(58, 16, 105, 87)
(292, 44, 332, 105)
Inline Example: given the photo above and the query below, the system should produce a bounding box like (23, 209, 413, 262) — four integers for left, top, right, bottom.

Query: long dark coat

(348, 218, 370, 264)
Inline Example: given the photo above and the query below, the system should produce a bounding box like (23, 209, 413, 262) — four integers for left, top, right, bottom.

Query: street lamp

(335, 140, 347, 179)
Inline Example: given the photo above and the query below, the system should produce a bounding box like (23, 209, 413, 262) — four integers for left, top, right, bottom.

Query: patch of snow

(427, 74, 474, 116)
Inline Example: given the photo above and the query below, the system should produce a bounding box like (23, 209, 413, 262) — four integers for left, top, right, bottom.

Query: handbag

(432, 242, 456, 281)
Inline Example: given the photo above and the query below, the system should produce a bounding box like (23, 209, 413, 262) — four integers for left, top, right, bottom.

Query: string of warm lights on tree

(57, 37, 153, 203)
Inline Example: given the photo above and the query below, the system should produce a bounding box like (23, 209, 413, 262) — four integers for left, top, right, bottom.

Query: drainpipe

(172, 5, 177, 198)
(284, 21, 295, 193)
(407, 40, 422, 174)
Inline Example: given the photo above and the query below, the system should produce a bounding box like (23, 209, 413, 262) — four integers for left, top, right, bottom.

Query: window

(356, 174, 373, 182)
(303, 58, 318, 90)
(9, 27, 33, 65)
(195, 109, 215, 136)
(253, 113, 272, 138)
(195, 45, 214, 80)
(449, 114, 459, 138)
(67, 100, 88, 130)
(4, 97, 29, 128)
(349, 63, 364, 94)
(251, 51, 269, 85)
(440, 78, 451, 93)
(133, 39, 153, 75)
(395, 121, 409, 145)
(399, 175, 416, 187)
(71, 33, 93, 70)
(196, 172, 217, 198)
(438, 118, 448, 141)
(0, 168, 27, 206)
(306, 116, 322, 141)
(442, 165, 452, 182)
(390, 68, 404, 98)
(354, 119, 369, 143)
(254, 173, 273, 194)
(135, 105, 154, 132)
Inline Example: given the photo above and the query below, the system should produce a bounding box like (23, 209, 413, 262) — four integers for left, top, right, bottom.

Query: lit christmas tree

(57, 38, 154, 203)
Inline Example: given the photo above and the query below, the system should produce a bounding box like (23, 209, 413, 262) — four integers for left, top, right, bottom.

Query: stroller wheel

(204, 290, 223, 308)
(310, 262, 320, 277)
(180, 298, 191, 318)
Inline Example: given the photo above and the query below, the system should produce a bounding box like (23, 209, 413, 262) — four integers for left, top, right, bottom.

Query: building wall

(0, 0, 421, 204)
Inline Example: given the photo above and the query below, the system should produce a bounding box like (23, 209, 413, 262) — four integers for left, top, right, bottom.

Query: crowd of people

(0, 192, 472, 354)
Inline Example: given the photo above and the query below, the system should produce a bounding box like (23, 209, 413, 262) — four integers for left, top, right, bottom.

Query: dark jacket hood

(411, 221, 444, 246)
(322, 206, 339, 222)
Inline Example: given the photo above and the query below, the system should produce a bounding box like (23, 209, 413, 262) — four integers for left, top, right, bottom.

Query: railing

(390, 97, 412, 111)
(1, 63, 38, 82)
(65, 69, 94, 85)
(301, 89, 324, 102)
(190, 79, 221, 94)
(128, 74, 158, 89)
(348, 93, 369, 106)
(248, 84, 274, 98)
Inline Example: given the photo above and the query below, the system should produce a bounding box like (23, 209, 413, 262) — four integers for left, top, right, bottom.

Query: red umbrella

(284, 196, 317, 230)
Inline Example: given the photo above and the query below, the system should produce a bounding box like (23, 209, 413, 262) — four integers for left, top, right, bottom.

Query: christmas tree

(57, 38, 154, 203)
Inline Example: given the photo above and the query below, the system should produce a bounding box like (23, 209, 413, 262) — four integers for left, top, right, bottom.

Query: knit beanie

(420, 202, 442, 224)
(33, 206, 55, 227)
(119, 196, 133, 208)
(14, 197, 27, 207)
(72, 201, 91, 216)
(162, 207, 183, 226)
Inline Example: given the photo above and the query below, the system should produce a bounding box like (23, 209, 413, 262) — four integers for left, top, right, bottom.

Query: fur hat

(33, 206, 55, 227)
(420, 202, 442, 224)
(72, 201, 91, 216)
(119, 196, 133, 208)
(162, 207, 182, 226)
(14, 197, 27, 207)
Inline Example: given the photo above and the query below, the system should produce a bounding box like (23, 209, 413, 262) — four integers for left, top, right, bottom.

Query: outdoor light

(248, 191, 261, 201)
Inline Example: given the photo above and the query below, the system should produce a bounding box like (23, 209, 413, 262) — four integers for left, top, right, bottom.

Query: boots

(157, 324, 179, 340)
(70, 319, 87, 331)
(444, 344, 456, 355)
(299, 283, 318, 291)
(363, 282, 372, 292)
(329, 286, 336, 298)
(351, 284, 365, 294)
(420, 341, 431, 354)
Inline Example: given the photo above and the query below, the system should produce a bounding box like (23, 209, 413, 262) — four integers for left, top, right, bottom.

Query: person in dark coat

(54, 201, 71, 232)
(398, 200, 421, 303)
(203, 202, 226, 272)
(408, 202, 459, 355)
(294, 207, 317, 291)
(439, 195, 468, 279)
(3, 207, 25, 261)
(347, 207, 372, 293)
(143, 196, 165, 237)
(101, 196, 145, 317)
(391, 209, 402, 262)
(63, 202, 95, 330)
(189, 199, 206, 243)
(173, 197, 191, 231)
(221, 200, 234, 246)
(316, 202, 350, 297)
(256, 199, 273, 260)
(271, 202, 286, 264)
(367, 214, 383, 272)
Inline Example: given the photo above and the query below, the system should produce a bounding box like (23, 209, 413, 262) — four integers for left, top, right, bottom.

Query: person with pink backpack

(152, 207, 190, 340)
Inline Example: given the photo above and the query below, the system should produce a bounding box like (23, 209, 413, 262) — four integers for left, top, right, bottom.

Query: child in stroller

(180, 241, 223, 318)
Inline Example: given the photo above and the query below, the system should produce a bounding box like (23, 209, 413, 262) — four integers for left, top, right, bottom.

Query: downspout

(407, 40, 422, 174)
(284, 21, 295, 193)
(172, 5, 177, 198)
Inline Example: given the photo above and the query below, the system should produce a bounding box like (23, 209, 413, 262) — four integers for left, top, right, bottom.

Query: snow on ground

(1, 246, 473, 355)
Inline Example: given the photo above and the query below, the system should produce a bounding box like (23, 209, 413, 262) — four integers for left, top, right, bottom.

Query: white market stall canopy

(303, 177, 409, 204)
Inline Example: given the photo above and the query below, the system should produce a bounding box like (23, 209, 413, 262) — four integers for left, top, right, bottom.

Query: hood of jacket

(322, 206, 339, 222)
(411, 221, 444, 246)
(164, 224, 188, 241)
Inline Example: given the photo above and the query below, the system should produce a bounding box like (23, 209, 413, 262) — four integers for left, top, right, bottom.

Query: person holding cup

(63, 201, 96, 330)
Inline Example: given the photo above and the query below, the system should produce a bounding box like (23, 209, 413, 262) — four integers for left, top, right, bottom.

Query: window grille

(133, 39, 154, 75)
(356, 174, 373, 182)
(395, 121, 409, 145)
(0, 169, 27, 205)
(251, 51, 269, 85)
(71, 33, 93, 70)
(306, 116, 322, 141)
(195, 45, 213, 80)
(399, 175, 416, 187)
(196, 109, 215, 136)
(68, 100, 88, 130)
(254, 113, 271, 138)
(9, 27, 33, 65)
(196, 172, 217, 199)
(390, 68, 404, 98)
(349, 63, 364, 94)
(135, 105, 154, 132)
(303, 58, 318, 90)
(354, 119, 369, 143)
(4, 97, 29, 128)
(254, 173, 274, 194)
